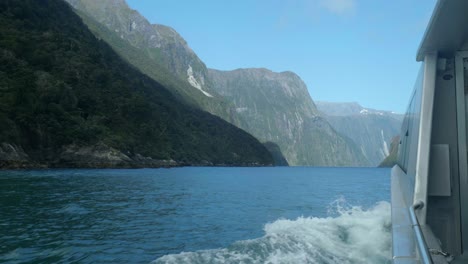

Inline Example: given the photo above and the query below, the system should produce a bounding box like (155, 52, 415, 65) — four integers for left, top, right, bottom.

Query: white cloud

(320, 0, 356, 16)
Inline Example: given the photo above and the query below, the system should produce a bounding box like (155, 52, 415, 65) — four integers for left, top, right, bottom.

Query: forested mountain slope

(0, 0, 273, 168)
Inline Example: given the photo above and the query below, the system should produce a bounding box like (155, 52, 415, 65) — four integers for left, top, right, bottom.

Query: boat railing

(409, 200, 433, 264)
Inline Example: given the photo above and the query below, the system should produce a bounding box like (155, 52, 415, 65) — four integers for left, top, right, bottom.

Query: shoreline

(0, 161, 274, 170)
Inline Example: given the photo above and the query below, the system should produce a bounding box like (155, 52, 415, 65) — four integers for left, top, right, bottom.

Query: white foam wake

(153, 200, 391, 264)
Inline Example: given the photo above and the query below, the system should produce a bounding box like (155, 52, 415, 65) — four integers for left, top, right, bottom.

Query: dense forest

(0, 0, 273, 167)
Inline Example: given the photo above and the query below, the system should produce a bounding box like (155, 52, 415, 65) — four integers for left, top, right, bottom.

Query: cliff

(209, 69, 368, 166)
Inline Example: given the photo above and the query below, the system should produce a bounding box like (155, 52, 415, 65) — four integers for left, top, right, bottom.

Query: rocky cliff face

(0, 143, 35, 169)
(316, 101, 402, 166)
(209, 69, 368, 166)
(65, 0, 216, 102)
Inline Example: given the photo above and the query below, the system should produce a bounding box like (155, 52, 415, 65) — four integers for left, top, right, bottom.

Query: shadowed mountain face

(0, 0, 274, 168)
(66, 0, 369, 166)
(209, 69, 369, 166)
(316, 101, 403, 166)
(263, 142, 288, 166)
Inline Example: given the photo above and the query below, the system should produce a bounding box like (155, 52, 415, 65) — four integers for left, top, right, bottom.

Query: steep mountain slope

(67, 0, 369, 166)
(68, 0, 206, 83)
(0, 0, 273, 168)
(63, 0, 243, 124)
(316, 101, 402, 166)
(209, 69, 368, 166)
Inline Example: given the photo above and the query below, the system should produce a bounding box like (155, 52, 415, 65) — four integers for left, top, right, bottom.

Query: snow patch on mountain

(187, 65, 213, 97)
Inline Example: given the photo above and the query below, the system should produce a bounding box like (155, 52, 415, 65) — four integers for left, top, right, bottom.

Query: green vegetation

(0, 0, 273, 167)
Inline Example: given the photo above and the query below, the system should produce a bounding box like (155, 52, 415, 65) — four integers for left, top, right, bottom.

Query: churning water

(154, 201, 391, 264)
(0, 167, 391, 264)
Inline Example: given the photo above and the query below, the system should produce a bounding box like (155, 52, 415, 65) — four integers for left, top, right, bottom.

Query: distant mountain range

(316, 102, 402, 166)
(316, 101, 401, 118)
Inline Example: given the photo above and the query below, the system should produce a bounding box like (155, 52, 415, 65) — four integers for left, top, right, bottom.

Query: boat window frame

(455, 51, 468, 253)
(413, 53, 437, 224)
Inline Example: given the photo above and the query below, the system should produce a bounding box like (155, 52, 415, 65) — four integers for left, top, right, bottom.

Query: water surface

(0, 167, 391, 263)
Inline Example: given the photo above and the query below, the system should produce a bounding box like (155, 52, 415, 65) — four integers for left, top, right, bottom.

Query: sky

(126, 0, 437, 113)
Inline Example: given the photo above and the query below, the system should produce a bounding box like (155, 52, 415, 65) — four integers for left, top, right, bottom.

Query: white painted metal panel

(413, 53, 437, 224)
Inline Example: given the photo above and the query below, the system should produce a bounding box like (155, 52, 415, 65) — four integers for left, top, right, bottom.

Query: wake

(153, 200, 391, 264)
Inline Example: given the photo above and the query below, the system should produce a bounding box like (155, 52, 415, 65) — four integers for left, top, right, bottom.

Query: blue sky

(126, 0, 437, 113)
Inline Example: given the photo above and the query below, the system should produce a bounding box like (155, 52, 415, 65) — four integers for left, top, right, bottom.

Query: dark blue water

(0, 167, 391, 264)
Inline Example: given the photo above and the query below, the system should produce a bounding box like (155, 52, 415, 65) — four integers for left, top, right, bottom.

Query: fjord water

(0, 167, 391, 263)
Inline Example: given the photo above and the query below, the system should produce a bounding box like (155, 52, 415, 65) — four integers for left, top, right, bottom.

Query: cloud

(319, 0, 356, 16)
(273, 0, 356, 30)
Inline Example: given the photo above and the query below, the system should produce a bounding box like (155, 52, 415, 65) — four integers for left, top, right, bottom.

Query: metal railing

(409, 201, 433, 264)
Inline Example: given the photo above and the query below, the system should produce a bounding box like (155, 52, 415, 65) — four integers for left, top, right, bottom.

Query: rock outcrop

(55, 143, 180, 168)
(0, 143, 36, 169)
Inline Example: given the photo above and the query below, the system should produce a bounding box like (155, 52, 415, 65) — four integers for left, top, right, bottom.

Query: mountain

(316, 101, 403, 166)
(66, 0, 368, 166)
(66, 0, 206, 86)
(209, 69, 369, 166)
(0, 0, 273, 168)
(63, 0, 242, 124)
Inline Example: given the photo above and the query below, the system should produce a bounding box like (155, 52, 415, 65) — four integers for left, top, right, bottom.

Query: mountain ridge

(316, 101, 402, 118)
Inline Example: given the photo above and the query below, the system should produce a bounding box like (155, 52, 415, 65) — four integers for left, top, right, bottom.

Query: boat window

(397, 65, 424, 189)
